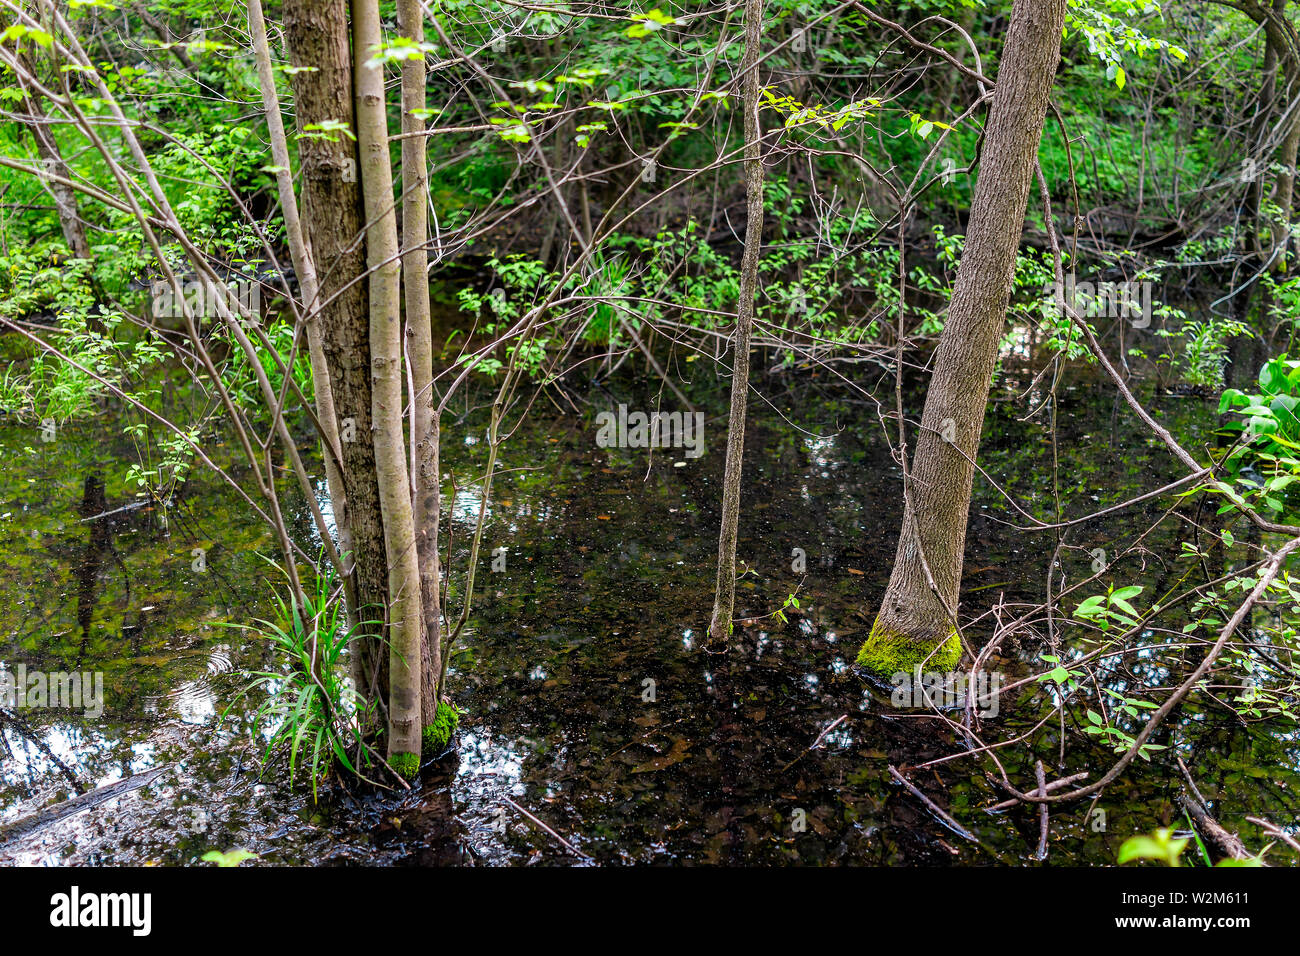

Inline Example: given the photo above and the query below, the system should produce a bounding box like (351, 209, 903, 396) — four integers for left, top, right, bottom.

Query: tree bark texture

(859, 0, 1067, 676)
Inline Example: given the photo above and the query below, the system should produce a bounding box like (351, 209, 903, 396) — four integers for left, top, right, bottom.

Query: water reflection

(1, 365, 1297, 865)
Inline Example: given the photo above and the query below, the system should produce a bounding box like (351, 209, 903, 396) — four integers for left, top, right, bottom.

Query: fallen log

(0, 764, 172, 846)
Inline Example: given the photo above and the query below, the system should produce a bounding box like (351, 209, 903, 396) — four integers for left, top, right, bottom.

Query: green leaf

(1110, 597, 1139, 617)
(1076, 595, 1106, 616)
(201, 849, 259, 868)
(1118, 828, 1187, 866)
(626, 9, 678, 38)
(301, 120, 357, 142)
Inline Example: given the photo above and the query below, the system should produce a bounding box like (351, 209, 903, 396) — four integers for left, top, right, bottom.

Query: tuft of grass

(222, 560, 383, 800)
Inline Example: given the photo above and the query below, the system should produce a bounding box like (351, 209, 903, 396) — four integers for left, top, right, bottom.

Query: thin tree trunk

(1228, 0, 1300, 262)
(283, 0, 391, 704)
(22, 105, 90, 260)
(858, 0, 1067, 676)
(708, 0, 765, 648)
(1271, 62, 1300, 261)
(396, 0, 447, 751)
(1219, 0, 1300, 387)
(1229, 15, 1282, 389)
(353, 0, 424, 775)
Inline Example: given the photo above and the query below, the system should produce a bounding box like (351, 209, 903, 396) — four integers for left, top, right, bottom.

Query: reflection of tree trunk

(859, 0, 1067, 676)
(76, 474, 108, 647)
(283, 0, 391, 703)
(710, 654, 745, 864)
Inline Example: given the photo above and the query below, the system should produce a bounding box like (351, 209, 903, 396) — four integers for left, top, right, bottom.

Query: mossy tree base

(855, 620, 962, 676)
(421, 701, 461, 757)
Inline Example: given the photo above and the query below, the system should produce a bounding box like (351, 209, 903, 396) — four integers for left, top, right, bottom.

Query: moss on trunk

(856, 621, 961, 676)
(421, 701, 461, 757)
(389, 752, 420, 779)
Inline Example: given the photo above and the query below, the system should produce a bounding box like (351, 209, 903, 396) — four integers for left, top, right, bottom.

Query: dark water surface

(1, 357, 1297, 865)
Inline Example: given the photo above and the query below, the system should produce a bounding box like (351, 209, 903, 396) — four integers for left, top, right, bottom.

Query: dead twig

(780, 714, 847, 772)
(1246, 816, 1300, 855)
(1176, 756, 1254, 862)
(986, 772, 1088, 812)
(1178, 793, 1255, 862)
(1034, 760, 1049, 861)
(502, 796, 593, 862)
(888, 765, 979, 844)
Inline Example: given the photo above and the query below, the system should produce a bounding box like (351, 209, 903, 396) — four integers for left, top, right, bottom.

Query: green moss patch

(421, 701, 461, 757)
(855, 621, 961, 676)
(389, 751, 420, 779)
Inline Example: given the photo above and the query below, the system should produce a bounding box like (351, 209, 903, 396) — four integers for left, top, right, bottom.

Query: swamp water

(1, 356, 1297, 866)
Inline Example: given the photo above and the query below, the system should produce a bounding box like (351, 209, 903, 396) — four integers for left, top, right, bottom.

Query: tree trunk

(396, 0, 448, 754)
(1220, 0, 1300, 387)
(23, 108, 91, 260)
(1253, 0, 1300, 264)
(707, 0, 766, 648)
(858, 0, 1067, 676)
(15, 51, 96, 331)
(353, 0, 424, 775)
(248, 0, 348, 586)
(282, 0, 391, 704)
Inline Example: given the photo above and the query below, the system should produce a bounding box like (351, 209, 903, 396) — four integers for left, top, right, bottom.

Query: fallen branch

(0, 764, 171, 846)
